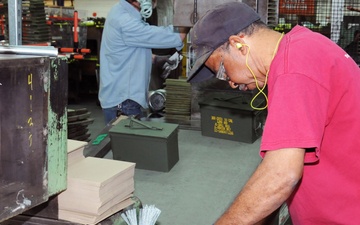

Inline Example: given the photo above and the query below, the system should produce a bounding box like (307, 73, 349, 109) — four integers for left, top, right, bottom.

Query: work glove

(160, 51, 183, 79)
(154, 55, 176, 69)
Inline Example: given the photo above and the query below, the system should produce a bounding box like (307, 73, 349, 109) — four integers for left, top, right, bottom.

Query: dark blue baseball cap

(187, 2, 260, 83)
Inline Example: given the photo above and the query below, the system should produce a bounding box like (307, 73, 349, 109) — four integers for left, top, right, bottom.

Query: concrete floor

(68, 95, 280, 225)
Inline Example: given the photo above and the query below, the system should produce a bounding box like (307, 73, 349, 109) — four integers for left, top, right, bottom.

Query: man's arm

(215, 148, 305, 225)
(347, 6, 360, 12)
(174, 26, 190, 41)
(179, 30, 189, 41)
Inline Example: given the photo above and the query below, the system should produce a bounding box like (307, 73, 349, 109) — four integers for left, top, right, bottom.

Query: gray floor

(69, 96, 263, 225)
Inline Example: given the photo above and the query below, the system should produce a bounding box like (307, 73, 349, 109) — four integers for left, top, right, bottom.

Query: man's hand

(154, 55, 176, 68)
(161, 52, 183, 79)
(153, 53, 183, 79)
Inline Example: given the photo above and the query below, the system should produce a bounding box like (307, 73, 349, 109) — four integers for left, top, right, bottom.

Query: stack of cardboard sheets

(58, 140, 136, 224)
(67, 139, 87, 166)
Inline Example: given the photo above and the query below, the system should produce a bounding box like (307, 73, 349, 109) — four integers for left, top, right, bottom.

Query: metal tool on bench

(125, 116, 163, 131)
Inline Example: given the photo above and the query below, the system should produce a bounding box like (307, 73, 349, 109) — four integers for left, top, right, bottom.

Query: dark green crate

(109, 119, 179, 172)
(199, 92, 266, 143)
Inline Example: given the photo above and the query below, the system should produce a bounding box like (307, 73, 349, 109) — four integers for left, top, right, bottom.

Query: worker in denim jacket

(99, 0, 188, 124)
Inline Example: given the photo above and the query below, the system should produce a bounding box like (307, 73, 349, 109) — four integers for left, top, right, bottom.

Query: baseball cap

(187, 2, 260, 83)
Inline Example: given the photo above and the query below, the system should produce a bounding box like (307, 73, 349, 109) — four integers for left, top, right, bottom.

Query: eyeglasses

(215, 60, 230, 81)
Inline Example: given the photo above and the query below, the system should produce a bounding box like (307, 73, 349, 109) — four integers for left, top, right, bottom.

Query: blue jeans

(102, 99, 144, 125)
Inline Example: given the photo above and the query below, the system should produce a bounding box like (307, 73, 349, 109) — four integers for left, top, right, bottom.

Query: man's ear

(229, 35, 246, 53)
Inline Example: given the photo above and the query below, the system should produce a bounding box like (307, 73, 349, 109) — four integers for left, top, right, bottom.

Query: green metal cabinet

(0, 55, 68, 222)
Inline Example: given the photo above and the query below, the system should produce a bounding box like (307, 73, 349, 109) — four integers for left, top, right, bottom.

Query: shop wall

(44, 0, 175, 26)
(73, 0, 173, 24)
(74, 0, 118, 19)
(44, 0, 117, 18)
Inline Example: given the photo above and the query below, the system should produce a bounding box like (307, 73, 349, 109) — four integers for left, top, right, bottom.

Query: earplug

(236, 43, 243, 49)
